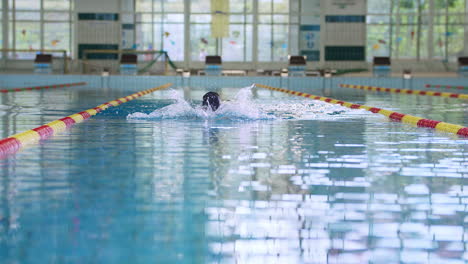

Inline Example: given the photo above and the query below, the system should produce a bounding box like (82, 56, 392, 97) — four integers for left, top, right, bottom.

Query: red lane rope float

(425, 84, 468, 90)
(0, 82, 87, 93)
(255, 83, 468, 137)
(0, 83, 173, 157)
(339, 84, 468, 100)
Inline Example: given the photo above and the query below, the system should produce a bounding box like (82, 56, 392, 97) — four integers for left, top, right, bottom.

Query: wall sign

(300, 25, 320, 61)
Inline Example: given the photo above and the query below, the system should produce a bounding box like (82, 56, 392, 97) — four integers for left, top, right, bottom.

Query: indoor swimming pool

(0, 76, 467, 263)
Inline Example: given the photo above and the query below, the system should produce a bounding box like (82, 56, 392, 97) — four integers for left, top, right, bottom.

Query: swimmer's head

(202, 91, 221, 111)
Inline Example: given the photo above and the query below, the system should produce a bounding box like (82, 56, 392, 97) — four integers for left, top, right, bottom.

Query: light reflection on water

(0, 86, 466, 263)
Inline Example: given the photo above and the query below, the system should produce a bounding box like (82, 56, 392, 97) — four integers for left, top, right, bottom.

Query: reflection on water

(0, 86, 467, 263)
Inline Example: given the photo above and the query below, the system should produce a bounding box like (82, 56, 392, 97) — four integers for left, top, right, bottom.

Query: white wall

(323, 0, 366, 15)
(465, 2, 468, 56)
(323, 0, 366, 47)
(74, 0, 121, 13)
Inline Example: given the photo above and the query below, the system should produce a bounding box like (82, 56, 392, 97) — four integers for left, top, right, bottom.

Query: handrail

(82, 49, 178, 74)
(0, 49, 69, 73)
(0, 82, 86, 93)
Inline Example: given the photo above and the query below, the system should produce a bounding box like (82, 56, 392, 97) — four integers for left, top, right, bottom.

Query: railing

(0, 49, 69, 73)
(82, 49, 177, 75)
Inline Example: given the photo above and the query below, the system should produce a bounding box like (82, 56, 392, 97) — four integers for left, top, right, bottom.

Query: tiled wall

(77, 13, 120, 59)
(324, 0, 366, 62)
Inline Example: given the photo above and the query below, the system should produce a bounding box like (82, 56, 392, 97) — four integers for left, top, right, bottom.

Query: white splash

(127, 85, 272, 121)
(127, 85, 371, 121)
(258, 99, 369, 120)
(127, 89, 199, 119)
(215, 84, 272, 120)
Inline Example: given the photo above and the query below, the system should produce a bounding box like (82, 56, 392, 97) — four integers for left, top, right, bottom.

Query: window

(44, 0, 72, 55)
(367, 0, 391, 13)
(221, 2, 253, 62)
(367, 25, 391, 60)
(135, 0, 185, 61)
(258, 0, 296, 62)
(190, 0, 253, 62)
(0, 1, 3, 50)
(393, 15, 419, 59)
(189, 0, 217, 62)
(44, 22, 70, 51)
(432, 15, 446, 59)
(447, 15, 465, 60)
(8, 0, 72, 59)
(367, 0, 468, 61)
(187, 0, 298, 63)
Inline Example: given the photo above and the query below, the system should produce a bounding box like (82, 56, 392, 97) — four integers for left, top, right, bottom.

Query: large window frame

(189, 0, 254, 62)
(135, 0, 299, 66)
(367, 0, 467, 61)
(2, 0, 301, 65)
(135, 0, 185, 61)
(5, 0, 73, 60)
(0, 1, 2, 51)
(257, 0, 297, 62)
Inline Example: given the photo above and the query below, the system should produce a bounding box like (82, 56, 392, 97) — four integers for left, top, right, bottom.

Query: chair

(458, 57, 468, 77)
(205, 55, 222, 76)
(34, 54, 53, 74)
(373, 57, 391, 77)
(120, 54, 138, 75)
(288, 55, 307, 77)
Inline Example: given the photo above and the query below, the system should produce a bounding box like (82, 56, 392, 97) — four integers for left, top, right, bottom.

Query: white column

(184, 0, 190, 69)
(465, 0, 468, 55)
(40, 0, 44, 50)
(12, 0, 15, 57)
(416, 1, 421, 60)
(319, 0, 326, 65)
(69, 0, 73, 58)
(427, 0, 434, 59)
(394, 3, 400, 58)
(252, 0, 258, 69)
(389, 0, 394, 58)
(289, 0, 299, 56)
(2, 0, 8, 60)
(363, 0, 367, 61)
(73, 0, 78, 62)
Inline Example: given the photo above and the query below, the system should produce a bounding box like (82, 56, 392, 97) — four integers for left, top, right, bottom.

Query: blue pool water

(0, 77, 467, 263)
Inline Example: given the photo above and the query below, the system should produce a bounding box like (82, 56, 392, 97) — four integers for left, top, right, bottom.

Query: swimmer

(202, 91, 221, 111)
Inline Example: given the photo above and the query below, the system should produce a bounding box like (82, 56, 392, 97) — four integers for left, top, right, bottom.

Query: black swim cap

(202, 92, 221, 111)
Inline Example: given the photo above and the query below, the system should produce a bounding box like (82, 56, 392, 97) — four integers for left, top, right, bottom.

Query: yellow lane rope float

(0, 83, 173, 157)
(339, 84, 468, 99)
(0, 82, 87, 93)
(255, 83, 468, 137)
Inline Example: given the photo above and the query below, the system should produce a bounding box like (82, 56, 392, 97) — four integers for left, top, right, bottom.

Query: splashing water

(126, 85, 370, 121)
(215, 85, 271, 120)
(127, 85, 271, 121)
(258, 100, 370, 120)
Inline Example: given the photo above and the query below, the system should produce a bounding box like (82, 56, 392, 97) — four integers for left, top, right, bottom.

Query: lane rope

(339, 84, 468, 99)
(425, 84, 468, 90)
(255, 83, 468, 137)
(0, 83, 173, 157)
(0, 82, 87, 93)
